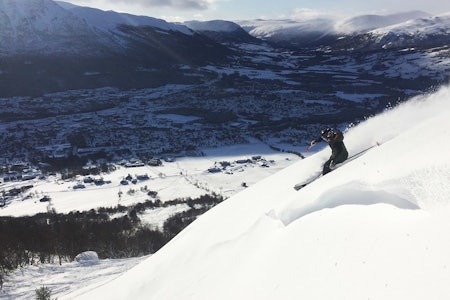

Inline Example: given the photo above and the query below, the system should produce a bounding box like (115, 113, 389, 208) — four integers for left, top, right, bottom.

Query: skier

(311, 128, 348, 175)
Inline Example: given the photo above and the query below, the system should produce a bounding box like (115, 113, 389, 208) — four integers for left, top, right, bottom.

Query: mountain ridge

(0, 0, 231, 96)
(2, 1, 447, 56)
(57, 1, 193, 35)
(234, 10, 448, 49)
(0, 1, 449, 97)
(336, 10, 431, 33)
(0, 0, 103, 55)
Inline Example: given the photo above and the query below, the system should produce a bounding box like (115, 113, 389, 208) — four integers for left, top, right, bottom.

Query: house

(73, 183, 86, 189)
(219, 161, 231, 168)
(163, 156, 175, 162)
(208, 167, 222, 173)
(148, 158, 162, 166)
(39, 195, 51, 202)
(236, 159, 251, 164)
(136, 174, 150, 180)
(125, 159, 145, 168)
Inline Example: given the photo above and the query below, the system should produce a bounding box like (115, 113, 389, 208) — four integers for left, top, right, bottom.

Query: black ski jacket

(313, 130, 348, 163)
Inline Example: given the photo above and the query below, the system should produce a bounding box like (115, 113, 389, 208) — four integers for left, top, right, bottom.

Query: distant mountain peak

(336, 10, 432, 33)
(183, 19, 258, 43)
(184, 20, 242, 32)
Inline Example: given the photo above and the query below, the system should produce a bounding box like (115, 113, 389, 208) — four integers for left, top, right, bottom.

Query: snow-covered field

(1, 253, 148, 300)
(0, 141, 300, 219)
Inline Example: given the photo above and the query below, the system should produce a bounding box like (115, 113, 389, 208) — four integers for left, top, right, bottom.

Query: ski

(294, 174, 321, 190)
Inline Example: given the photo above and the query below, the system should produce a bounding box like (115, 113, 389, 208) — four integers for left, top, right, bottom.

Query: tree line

(0, 193, 224, 286)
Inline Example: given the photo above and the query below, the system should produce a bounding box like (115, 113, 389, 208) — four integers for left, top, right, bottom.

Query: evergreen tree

(35, 285, 54, 300)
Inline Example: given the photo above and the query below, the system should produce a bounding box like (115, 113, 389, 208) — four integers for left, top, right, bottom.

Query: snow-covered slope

(0, 0, 204, 56)
(238, 17, 337, 46)
(57, 1, 192, 35)
(64, 85, 450, 299)
(336, 10, 431, 33)
(365, 13, 450, 49)
(185, 20, 242, 32)
(371, 12, 450, 36)
(184, 20, 257, 43)
(334, 13, 450, 50)
(0, 0, 101, 54)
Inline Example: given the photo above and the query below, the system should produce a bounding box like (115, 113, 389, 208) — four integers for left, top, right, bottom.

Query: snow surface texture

(60, 84, 450, 300)
(1, 254, 147, 299)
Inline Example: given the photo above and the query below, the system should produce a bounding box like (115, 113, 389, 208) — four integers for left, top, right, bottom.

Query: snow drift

(65, 84, 450, 300)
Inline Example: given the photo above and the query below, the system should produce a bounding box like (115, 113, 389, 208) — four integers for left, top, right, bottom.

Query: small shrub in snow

(35, 285, 54, 300)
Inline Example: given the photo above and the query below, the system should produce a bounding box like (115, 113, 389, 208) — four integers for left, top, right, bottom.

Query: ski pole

(305, 143, 316, 152)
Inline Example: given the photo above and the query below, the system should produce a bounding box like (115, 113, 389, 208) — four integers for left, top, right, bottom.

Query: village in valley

(0, 81, 309, 216)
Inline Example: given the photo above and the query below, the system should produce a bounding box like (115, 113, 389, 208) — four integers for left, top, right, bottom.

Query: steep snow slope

(66, 84, 450, 299)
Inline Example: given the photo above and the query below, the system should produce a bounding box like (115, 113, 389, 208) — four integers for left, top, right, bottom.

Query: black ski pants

(323, 151, 348, 175)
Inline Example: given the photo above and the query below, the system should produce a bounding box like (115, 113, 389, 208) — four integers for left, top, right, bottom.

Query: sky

(64, 0, 450, 22)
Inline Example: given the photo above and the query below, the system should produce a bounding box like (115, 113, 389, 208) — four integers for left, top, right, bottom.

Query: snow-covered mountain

(0, 0, 230, 96)
(59, 84, 450, 299)
(1, 1, 448, 57)
(0, 0, 103, 55)
(184, 20, 258, 43)
(57, 1, 192, 35)
(238, 17, 337, 47)
(366, 13, 450, 49)
(235, 11, 450, 49)
(333, 13, 450, 51)
(0, 0, 226, 57)
(336, 10, 431, 33)
(0, 0, 448, 96)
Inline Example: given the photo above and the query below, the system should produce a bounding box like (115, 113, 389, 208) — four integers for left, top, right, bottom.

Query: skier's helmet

(321, 128, 333, 138)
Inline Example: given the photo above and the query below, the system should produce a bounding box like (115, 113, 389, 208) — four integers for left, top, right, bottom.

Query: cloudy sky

(65, 0, 450, 22)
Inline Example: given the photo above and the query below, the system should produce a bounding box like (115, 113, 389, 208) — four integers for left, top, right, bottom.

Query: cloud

(290, 8, 342, 20)
(109, 0, 211, 10)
